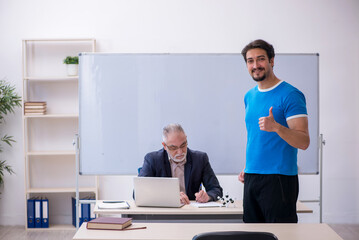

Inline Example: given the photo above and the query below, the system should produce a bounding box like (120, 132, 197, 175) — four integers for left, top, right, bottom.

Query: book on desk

(87, 217, 132, 230)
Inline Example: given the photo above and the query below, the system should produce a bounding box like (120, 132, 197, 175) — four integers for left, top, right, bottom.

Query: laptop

(133, 177, 184, 208)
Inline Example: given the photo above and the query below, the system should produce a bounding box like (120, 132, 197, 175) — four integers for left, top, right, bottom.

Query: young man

(139, 123, 223, 204)
(239, 39, 310, 223)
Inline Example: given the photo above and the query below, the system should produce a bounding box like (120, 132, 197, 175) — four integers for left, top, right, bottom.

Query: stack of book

(24, 102, 46, 115)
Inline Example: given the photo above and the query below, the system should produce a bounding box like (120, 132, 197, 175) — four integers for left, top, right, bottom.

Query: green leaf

(0, 79, 22, 124)
(0, 79, 21, 188)
(1, 135, 15, 147)
(0, 160, 15, 185)
(63, 56, 79, 64)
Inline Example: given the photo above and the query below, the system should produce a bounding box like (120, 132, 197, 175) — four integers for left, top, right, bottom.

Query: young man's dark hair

(241, 39, 275, 62)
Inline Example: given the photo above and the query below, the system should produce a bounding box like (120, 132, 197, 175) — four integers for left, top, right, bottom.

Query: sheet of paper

(98, 201, 130, 209)
(190, 202, 222, 208)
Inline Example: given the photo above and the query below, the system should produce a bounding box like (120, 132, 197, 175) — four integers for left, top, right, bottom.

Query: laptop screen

(133, 177, 184, 208)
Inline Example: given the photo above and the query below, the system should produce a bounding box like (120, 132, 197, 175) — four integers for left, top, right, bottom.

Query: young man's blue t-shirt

(244, 81, 307, 175)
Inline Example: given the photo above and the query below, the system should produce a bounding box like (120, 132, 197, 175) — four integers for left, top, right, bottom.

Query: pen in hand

(195, 190, 209, 203)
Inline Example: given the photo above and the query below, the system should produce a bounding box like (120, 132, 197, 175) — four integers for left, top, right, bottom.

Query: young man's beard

(252, 68, 266, 82)
(253, 75, 266, 82)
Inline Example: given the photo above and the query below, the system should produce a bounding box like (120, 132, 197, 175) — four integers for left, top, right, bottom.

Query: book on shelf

(25, 105, 46, 110)
(24, 110, 46, 115)
(25, 109, 46, 113)
(86, 217, 132, 230)
(24, 112, 46, 115)
(24, 101, 47, 106)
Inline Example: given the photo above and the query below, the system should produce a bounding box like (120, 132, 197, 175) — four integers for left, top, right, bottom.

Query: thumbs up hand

(258, 107, 278, 132)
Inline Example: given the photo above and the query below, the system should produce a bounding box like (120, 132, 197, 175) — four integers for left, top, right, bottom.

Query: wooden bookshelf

(22, 39, 98, 230)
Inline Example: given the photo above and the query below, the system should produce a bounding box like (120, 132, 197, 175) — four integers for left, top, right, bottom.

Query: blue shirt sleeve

(284, 89, 307, 119)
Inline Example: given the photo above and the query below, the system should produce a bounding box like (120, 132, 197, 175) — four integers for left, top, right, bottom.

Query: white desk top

(94, 200, 313, 215)
(73, 223, 342, 240)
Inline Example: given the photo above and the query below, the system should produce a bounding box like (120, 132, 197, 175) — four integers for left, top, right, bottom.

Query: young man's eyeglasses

(164, 141, 188, 151)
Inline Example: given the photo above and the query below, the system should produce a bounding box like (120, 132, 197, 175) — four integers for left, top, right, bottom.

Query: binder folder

(79, 202, 83, 226)
(83, 196, 96, 222)
(72, 197, 77, 226)
(72, 197, 83, 227)
(27, 198, 35, 228)
(34, 197, 42, 228)
(72, 197, 75, 226)
(72, 196, 96, 227)
(82, 202, 90, 223)
(90, 201, 96, 220)
(41, 197, 49, 228)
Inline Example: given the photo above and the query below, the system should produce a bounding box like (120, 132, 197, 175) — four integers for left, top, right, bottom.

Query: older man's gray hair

(162, 123, 186, 143)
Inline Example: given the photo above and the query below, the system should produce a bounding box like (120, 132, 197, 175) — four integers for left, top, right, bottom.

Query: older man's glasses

(165, 141, 188, 151)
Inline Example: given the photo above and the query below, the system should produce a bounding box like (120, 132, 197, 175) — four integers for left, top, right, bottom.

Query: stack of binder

(27, 197, 49, 228)
(71, 196, 96, 227)
(24, 102, 47, 115)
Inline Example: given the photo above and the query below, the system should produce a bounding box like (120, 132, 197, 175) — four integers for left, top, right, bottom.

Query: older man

(139, 123, 223, 204)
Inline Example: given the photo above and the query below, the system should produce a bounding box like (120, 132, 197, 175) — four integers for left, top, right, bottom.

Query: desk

(94, 200, 312, 223)
(73, 223, 343, 240)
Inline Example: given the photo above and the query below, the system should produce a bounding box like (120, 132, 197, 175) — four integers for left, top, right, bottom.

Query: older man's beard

(169, 152, 186, 163)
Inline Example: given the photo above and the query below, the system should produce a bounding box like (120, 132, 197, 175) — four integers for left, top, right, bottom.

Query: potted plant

(0, 79, 21, 193)
(63, 56, 79, 76)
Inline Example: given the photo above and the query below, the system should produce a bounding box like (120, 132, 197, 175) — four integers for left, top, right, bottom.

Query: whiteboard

(79, 53, 319, 175)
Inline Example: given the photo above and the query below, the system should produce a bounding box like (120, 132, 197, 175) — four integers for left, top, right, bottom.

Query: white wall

(0, 0, 358, 225)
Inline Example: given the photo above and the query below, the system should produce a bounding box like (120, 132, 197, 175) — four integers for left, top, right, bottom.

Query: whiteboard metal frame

(79, 53, 319, 175)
